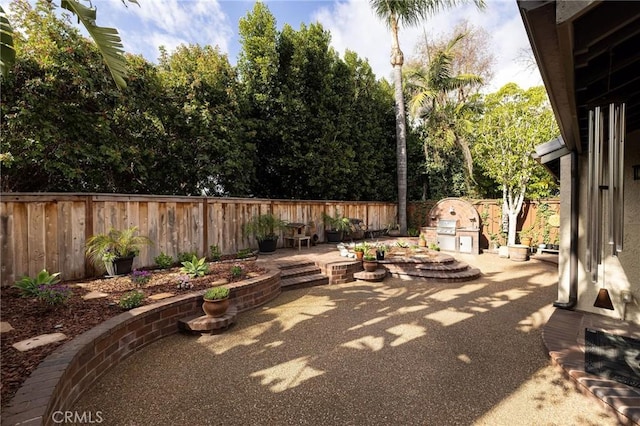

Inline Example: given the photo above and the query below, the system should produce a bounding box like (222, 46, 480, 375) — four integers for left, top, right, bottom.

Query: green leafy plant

(376, 243, 388, 253)
(354, 242, 370, 253)
(363, 254, 377, 261)
(85, 226, 152, 270)
(236, 248, 253, 259)
(230, 265, 243, 279)
(429, 243, 441, 251)
(322, 209, 351, 233)
(36, 284, 72, 306)
(14, 269, 61, 298)
(180, 255, 209, 278)
(243, 213, 287, 242)
(407, 227, 419, 237)
(204, 286, 230, 300)
(119, 291, 145, 310)
(177, 251, 198, 264)
(396, 240, 410, 248)
(154, 252, 174, 269)
(209, 244, 222, 261)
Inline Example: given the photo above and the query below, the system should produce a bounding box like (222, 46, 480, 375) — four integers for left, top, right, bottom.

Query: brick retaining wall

(2, 269, 281, 426)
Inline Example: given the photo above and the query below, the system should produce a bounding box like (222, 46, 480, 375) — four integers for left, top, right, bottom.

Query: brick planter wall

(2, 269, 281, 426)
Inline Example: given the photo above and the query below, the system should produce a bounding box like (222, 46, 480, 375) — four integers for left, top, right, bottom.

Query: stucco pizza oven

(421, 198, 481, 255)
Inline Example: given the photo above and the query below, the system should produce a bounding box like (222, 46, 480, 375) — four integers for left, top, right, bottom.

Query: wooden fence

(0, 193, 397, 286)
(0, 193, 559, 286)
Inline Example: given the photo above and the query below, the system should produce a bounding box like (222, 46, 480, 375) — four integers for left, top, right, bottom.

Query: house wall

(565, 130, 640, 323)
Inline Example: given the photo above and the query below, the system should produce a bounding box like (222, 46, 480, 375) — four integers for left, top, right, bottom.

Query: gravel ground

(73, 254, 618, 426)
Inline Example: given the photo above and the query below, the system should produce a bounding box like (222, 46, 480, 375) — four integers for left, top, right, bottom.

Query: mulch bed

(0, 258, 266, 408)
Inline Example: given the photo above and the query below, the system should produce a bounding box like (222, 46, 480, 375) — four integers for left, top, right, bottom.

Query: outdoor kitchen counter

(421, 226, 481, 255)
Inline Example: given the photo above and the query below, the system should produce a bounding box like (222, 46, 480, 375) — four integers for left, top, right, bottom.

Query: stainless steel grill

(436, 220, 457, 235)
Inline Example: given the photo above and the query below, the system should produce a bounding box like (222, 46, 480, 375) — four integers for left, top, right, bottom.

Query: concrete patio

(71, 244, 631, 425)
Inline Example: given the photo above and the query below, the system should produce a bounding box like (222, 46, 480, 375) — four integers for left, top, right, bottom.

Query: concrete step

(280, 264, 322, 279)
(281, 273, 329, 291)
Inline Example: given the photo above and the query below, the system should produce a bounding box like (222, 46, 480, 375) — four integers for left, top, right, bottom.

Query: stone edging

(2, 268, 281, 426)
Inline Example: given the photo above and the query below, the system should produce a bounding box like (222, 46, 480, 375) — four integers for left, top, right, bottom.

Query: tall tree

(474, 83, 559, 246)
(406, 31, 483, 197)
(237, 2, 280, 197)
(370, 0, 484, 235)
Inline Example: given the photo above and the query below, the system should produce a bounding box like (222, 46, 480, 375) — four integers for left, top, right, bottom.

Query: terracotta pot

(202, 297, 230, 317)
(362, 260, 378, 272)
(355, 251, 364, 261)
(418, 239, 427, 247)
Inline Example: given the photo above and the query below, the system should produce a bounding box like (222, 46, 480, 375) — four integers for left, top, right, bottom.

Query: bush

(204, 286, 230, 300)
(119, 291, 145, 310)
(209, 245, 221, 261)
(180, 255, 209, 278)
(14, 269, 61, 298)
(177, 251, 197, 263)
(154, 252, 174, 269)
(236, 248, 253, 259)
(230, 265, 243, 279)
(36, 284, 72, 306)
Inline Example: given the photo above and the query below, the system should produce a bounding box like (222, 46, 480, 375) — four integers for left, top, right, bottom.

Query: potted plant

(353, 243, 367, 261)
(362, 253, 378, 272)
(244, 213, 287, 253)
(85, 226, 152, 276)
(375, 243, 388, 261)
(488, 232, 501, 251)
(386, 222, 401, 237)
(518, 226, 535, 247)
(202, 286, 230, 317)
(322, 210, 351, 243)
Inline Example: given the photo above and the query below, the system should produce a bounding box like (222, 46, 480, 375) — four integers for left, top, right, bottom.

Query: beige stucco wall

(561, 130, 640, 323)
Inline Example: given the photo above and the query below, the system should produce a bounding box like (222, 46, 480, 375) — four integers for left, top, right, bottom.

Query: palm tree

(370, 0, 484, 235)
(407, 31, 483, 195)
(1, 0, 138, 89)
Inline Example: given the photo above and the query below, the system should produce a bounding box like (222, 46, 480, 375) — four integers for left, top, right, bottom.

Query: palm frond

(61, 0, 129, 88)
(0, 5, 15, 78)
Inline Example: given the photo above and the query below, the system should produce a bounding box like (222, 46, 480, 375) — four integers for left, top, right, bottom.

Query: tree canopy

(473, 83, 559, 245)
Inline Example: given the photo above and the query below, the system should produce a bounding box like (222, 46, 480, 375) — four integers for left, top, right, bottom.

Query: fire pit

(422, 198, 481, 255)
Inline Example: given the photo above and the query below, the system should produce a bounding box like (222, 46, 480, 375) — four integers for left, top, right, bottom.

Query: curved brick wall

(2, 269, 281, 426)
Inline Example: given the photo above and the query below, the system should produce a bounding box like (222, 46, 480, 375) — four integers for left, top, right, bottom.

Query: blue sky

(3, 0, 542, 90)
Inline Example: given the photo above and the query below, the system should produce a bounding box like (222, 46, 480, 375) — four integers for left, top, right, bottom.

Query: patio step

(281, 273, 329, 291)
(414, 261, 470, 272)
(274, 259, 316, 270)
(279, 264, 322, 279)
(387, 266, 481, 282)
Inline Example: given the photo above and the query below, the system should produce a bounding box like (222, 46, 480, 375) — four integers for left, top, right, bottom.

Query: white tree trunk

(504, 183, 526, 246)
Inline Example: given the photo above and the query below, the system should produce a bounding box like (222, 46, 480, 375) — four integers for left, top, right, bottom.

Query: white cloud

(96, 0, 233, 59)
(314, 0, 542, 91)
